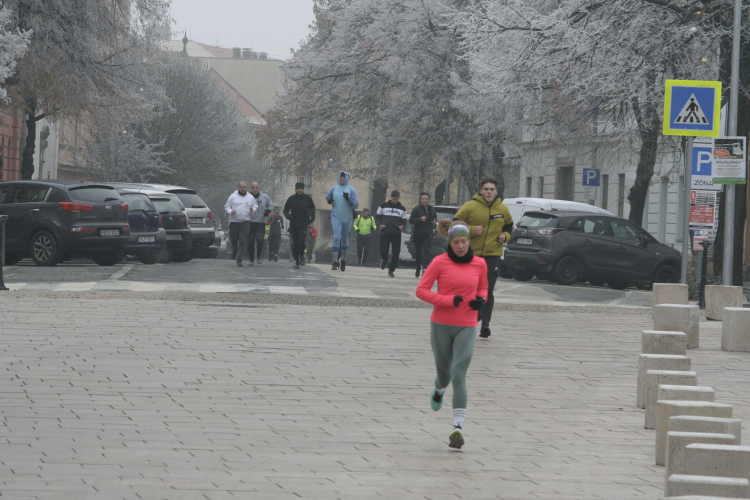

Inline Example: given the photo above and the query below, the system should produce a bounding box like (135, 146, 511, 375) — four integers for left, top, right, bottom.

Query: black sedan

(503, 210, 681, 290)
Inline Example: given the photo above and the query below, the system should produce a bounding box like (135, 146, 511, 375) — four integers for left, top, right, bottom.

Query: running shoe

(380, 259, 386, 270)
(293, 262, 301, 269)
(236, 260, 242, 267)
(430, 388, 443, 412)
(248, 261, 254, 266)
(415, 267, 420, 278)
(449, 426, 464, 449)
(257, 257, 263, 264)
(340, 260, 346, 272)
(332, 261, 339, 270)
(479, 327, 491, 339)
(300, 259, 306, 266)
(388, 271, 395, 277)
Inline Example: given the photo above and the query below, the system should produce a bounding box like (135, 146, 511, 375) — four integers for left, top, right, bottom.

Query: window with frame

(609, 218, 644, 242)
(0, 186, 11, 204)
(12, 185, 50, 203)
(582, 217, 607, 236)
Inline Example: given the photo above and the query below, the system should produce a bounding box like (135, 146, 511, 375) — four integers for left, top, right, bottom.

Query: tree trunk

(627, 97, 660, 226)
(20, 99, 37, 180)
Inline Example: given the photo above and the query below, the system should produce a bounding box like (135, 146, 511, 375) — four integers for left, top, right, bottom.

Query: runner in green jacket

(354, 209, 377, 266)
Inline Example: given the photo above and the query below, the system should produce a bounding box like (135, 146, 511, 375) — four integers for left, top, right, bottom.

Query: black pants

(356, 234, 372, 265)
(246, 222, 266, 261)
(413, 233, 433, 271)
(268, 233, 281, 259)
(379, 233, 401, 273)
(290, 225, 307, 264)
(228, 221, 250, 261)
(481, 256, 500, 329)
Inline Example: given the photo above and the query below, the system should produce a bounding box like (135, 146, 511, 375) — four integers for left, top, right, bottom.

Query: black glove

(264, 209, 271, 217)
(453, 295, 463, 307)
(343, 192, 349, 201)
(469, 296, 485, 311)
(327, 198, 334, 205)
(355, 228, 360, 233)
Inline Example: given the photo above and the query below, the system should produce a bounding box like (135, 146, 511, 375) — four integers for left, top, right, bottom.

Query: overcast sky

(170, 0, 316, 60)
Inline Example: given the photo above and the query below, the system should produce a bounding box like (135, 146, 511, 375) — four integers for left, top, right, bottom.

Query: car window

(121, 193, 156, 212)
(0, 186, 11, 204)
(582, 217, 608, 236)
(46, 188, 67, 203)
(567, 219, 582, 231)
(609, 218, 643, 241)
(517, 213, 559, 229)
(171, 192, 206, 208)
(68, 186, 123, 203)
(151, 198, 183, 213)
(11, 185, 50, 203)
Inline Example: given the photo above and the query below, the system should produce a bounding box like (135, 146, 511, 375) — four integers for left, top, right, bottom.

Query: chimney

(232, 47, 241, 58)
(242, 48, 253, 59)
(259, 52, 268, 60)
(249, 51, 258, 60)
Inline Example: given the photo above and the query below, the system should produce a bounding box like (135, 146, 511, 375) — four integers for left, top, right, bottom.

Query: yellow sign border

(663, 79, 722, 137)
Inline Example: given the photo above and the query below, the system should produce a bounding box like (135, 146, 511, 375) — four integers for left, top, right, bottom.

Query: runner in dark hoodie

(376, 190, 408, 277)
(409, 192, 437, 277)
(283, 182, 316, 269)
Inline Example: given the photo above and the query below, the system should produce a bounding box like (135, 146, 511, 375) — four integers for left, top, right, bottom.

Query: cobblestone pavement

(0, 296, 746, 500)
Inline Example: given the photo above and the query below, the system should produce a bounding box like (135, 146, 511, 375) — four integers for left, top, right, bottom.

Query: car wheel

(554, 255, 581, 286)
(4, 253, 22, 266)
(589, 278, 607, 287)
(509, 267, 535, 282)
(609, 281, 630, 290)
(92, 248, 125, 267)
(171, 249, 192, 263)
(138, 248, 163, 265)
(29, 231, 59, 266)
(653, 265, 679, 284)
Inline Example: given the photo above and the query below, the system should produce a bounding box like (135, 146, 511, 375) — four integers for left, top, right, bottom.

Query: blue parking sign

(582, 168, 600, 187)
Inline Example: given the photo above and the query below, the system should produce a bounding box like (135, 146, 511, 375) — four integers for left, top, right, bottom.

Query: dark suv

(504, 210, 681, 290)
(0, 180, 130, 266)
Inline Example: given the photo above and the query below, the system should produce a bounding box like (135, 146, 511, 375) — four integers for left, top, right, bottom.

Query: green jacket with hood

(454, 194, 513, 257)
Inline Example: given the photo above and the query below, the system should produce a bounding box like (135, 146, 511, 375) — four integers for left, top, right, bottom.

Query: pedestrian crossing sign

(663, 80, 722, 137)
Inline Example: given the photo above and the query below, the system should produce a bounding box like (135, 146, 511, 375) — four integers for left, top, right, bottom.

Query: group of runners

(226, 174, 514, 450)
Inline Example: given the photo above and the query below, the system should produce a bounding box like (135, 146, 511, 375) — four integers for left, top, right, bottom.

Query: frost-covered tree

(82, 127, 170, 183)
(0, 5, 29, 101)
(3, 0, 171, 179)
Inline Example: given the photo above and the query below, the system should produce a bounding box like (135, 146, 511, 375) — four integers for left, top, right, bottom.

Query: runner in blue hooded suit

(326, 171, 359, 271)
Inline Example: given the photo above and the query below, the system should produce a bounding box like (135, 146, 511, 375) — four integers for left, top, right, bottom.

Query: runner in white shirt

(224, 181, 258, 267)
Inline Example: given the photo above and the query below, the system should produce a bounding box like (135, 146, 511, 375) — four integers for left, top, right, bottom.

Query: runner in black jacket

(283, 182, 316, 268)
(409, 192, 437, 277)
(376, 190, 408, 277)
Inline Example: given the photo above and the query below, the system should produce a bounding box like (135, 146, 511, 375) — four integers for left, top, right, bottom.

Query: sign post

(0, 215, 8, 291)
(663, 79, 722, 284)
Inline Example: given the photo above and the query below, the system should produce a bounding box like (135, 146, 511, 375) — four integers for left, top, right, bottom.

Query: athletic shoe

(380, 259, 386, 270)
(257, 258, 263, 264)
(248, 261, 254, 266)
(340, 260, 346, 272)
(430, 389, 444, 412)
(300, 259, 306, 266)
(421, 269, 425, 277)
(449, 426, 464, 449)
(388, 271, 395, 277)
(332, 261, 339, 270)
(415, 267, 420, 278)
(236, 260, 242, 267)
(479, 327, 491, 339)
(293, 262, 301, 269)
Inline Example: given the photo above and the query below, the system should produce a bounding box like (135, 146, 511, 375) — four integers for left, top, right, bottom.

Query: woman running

(416, 219, 488, 449)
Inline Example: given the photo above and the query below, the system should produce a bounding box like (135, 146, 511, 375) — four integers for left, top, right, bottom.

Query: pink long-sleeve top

(416, 253, 488, 327)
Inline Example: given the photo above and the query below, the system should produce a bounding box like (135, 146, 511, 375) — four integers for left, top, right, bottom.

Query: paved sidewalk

(0, 297, 746, 499)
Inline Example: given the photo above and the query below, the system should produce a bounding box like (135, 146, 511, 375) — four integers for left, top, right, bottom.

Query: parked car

(502, 197, 613, 223)
(0, 180, 130, 266)
(141, 191, 192, 262)
(115, 189, 167, 264)
(503, 210, 681, 290)
(406, 204, 459, 261)
(209, 219, 224, 259)
(107, 183, 215, 259)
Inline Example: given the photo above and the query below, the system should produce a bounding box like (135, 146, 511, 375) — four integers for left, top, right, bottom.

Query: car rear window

(171, 192, 206, 209)
(121, 193, 156, 212)
(151, 198, 183, 213)
(517, 213, 559, 229)
(68, 187, 122, 203)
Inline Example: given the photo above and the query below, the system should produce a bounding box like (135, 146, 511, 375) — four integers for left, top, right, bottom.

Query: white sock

(453, 408, 466, 428)
(436, 387, 446, 395)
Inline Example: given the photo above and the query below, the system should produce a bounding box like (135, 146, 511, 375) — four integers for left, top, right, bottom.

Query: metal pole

(699, 240, 709, 309)
(681, 137, 694, 284)
(0, 215, 8, 291)
(723, 0, 742, 286)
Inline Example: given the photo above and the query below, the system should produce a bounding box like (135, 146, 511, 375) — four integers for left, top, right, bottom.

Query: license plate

(137, 236, 155, 243)
(100, 230, 119, 237)
(167, 234, 182, 240)
(189, 218, 204, 225)
(517, 238, 533, 245)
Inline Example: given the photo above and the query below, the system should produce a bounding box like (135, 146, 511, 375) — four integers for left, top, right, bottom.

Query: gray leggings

(430, 322, 476, 409)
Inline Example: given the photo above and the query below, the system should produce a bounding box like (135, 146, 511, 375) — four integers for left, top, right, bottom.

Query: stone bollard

(638, 355, 692, 408)
(705, 286, 745, 321)
(682, 443, 750, 482)
(655, 401, 733, 465)
(644, 371, 699, 428)
(669, 416, 743, 443)
(666, 432, 739, 488)
(665, 474, 750, 499)
(642, 330, 688, 355)
(645, 385, 715, 430)
(653, 283, 689, 307)
(654, 305, 700, 349)
(721, 308, 750, 352)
